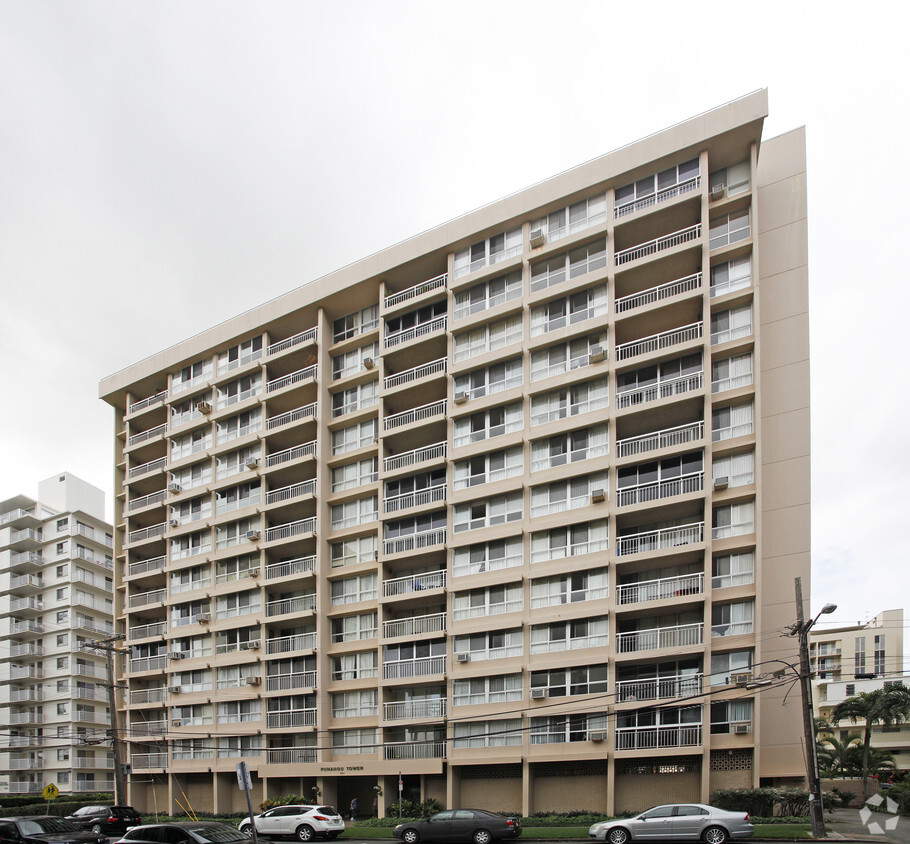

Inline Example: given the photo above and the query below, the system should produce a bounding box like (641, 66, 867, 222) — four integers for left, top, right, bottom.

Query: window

(56, 545, 66, 557)
(384, 511, 446, 541)
(617, 452, 703, 504)
(711, 256, 752, 297)
(875, 635, 886, 675)
(531, 664, 608, 697)
(453, 447, 522, 490)
(617, 354, 703, 406)
(530, 713, 608, 743)
(712, 402, 753, 442)
(530, 569, 608, 608)
(712, 501, 755, 539)
(215, 445, 261, 479)
(57, 657, 67, 670)
(453, 719, 522, 747)
(385, 469, 446, 510)
(531, 193, 607, 240)
(333, 341, 379, 380)
(331, 612, 377, 643)
(712, 552, 754, 589)
(170, 529, 211, 560)
(215, 408, 261, 444)
(214, 518, 258, 551)
(454, 271, 522, 319)
(215, 590, 260, 620)
(530, 332, 608, 381)
(454, 492, 522, 532)
(712, 601, 754, 637)
(530, 519, 608, 563)
(171, 600, 211, 627)
(531, 472, 608, 517)
(170, 495, 213, 525)
(171, 358, 213, 393)
(171, 427, 212, 459)
(709, 208, 751, 250)
(332, 419, 378, 455)
(453, 583, 523, 619)
(615, 159, 699, 212)
(170, 565, 210, 593)
(331, 574, 378, 606)
(57, 703, 69, 715)
(453, 628, 523, 661)
(215, 482, 261, 515)
(332, 381, 378, 418)
(332, 728, 378, 755)
(453, 228, 522, 279)
(531, 425, 608, 471)
(453, 402, 523, 447)
(331, 650, 378, 681)
(216, 373, 262, 410)
(216, 735, 262, 757)
(452, 536, 522, 577)
(56, 610, 68, 624)
(56, 518, 68, 531)
(530, 616, 608, 653)
(331, 496, 378, 530)
(712, 451, 754, 487)
(453, 315, 522, 363)
(711, 354, 753, 393)
(530, 378, 609, 425)
(385, 301, 446, 343)
(453, 357, 522, 401)
(530, 240, 607, 291)
(709, 161, 750, 197)
(216, 699, 261, 724)
(171, 460, 212, 489)
(217, 335, 263, 374)
(56, 587, 67, 600)
(453, 674, 523, 706)
(330, 534, 378, 568)
(530, 286, 608, 336)
(855, 639, 866, 676)
(711, 304, 752, 345)
(332, 458, 377, 492)
(710, 699, 753, 734)
(215, 627, 261, 657)
(332, 690, 378, 718)
(334, 305, 379, 343)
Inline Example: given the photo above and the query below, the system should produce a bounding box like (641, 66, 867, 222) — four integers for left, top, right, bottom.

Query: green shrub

(710, 787, 810, 818)
(384, 799, 443, 819)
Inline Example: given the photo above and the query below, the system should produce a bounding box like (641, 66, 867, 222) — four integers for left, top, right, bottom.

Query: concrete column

(521, 759, 532, 817)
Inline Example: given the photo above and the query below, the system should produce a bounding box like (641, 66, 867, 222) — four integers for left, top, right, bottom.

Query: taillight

(506, 821, 514, 828)
(313, 816, 329, 822)
(744, 815, 750, 822)
(108, 818, 117, 824)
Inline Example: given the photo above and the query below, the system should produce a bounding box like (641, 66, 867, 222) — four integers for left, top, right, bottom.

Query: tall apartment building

(0, 473, 115, 795)
(99, 90, 810, 815)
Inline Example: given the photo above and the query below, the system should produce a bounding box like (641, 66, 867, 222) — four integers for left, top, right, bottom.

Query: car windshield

(19, 819, 80, 835)
(316, 808, 337, 816)
(187, 825, 248, 843)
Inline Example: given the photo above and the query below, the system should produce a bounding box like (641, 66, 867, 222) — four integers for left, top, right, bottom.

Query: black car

(0, 816, 110, 844)
(66, 808, 142, 837)
(394, 810, 521, 844)
(117, 823, 248, 844)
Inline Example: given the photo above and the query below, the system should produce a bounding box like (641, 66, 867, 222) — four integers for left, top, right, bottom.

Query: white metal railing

(10, 690, 43, 702)
(266, 517, 316, 542)
(383, 612, 446, 638)
(128, 523, 166, 543)
(129, 457, 167, 478)
(615, 724, 702, 750)
(383, 699, 446, 720)
(10, 597, 43, 612)
(614, 176, 701, 218)
(383, 528, 446, 556)
(129, 621, 168, 639)
(266, 402, 317, 430)
(267, 440, 316, 467)
(267, 708, 317, 729)
(615, 272, 703, 314)
(129, 423, 167, 446)
(266, 555, 316, 580)
(384, 399, 446, 430)
(131, 719, 167, 735)
(9, 551, 43, 567)
(128, 491, 167, 511)
(615, 224, 701, 266)
(616, 322, 703, 361)
(616, 421, 703, 458)
(71, 780, 116, 792)
(616, 622, 704, 653)
(128, 555, 165, 577)
(11, 666, 43, 679)
(266, 479, 317, 505)
(385, 315, 447, 348)
(384, 740, 446, 760)
(383, 656, 446, 680)
(10, 620, 43, 634)
(129, 391, 168, 415)
(617, 521, 704, 556)
(617, 472, 704, 507)
(130, 687, 167, 704)
(384, 357, 447, 390)
(712, 373, 754, 394)
(10, 714, 43, 725)
(617, 372, 703, 409)
(267, 365, 317, 393)
(9, 528, 42, 544)
(385, 273, 447, 308)
(0, 508, 35, 526)
(266, 594, 316, 617)
(266, 671, 317, 692)
(171, 576, 211, 594)
(131, 753, 168, 769)
(266, 632, 317, 654)
(383, 570, 446, 597)
(268, 327, 317, 356)
(267, 747, 316, 764)
(383, 442, 445, 473)
(129, 588, 166, 607)
(384, 485, 446, 513)
(8, 782, 42, 793)
(617, 573, 704, 605)
(10, 644, 43, 658)
(713, 421, 753, 442)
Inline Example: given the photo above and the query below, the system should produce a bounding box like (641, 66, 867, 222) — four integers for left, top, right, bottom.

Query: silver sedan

(589, 804, 753, 844)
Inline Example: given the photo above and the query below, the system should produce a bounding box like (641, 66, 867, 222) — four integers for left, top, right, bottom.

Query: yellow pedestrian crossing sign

(42, 784, 59, 800)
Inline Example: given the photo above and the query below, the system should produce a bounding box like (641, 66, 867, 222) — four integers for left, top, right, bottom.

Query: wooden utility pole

(87, 635, 128, 806)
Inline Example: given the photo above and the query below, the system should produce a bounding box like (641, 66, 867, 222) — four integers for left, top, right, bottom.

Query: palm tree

(817, 735, 862, 778)
(830, 684, 910, 798)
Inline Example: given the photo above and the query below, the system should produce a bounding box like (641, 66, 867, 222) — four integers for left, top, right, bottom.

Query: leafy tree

(830, 684, 910, 798)
(817, 735, 862, 778)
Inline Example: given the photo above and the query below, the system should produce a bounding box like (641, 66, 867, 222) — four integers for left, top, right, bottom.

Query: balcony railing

(267, 440, 317, 467)
(8, 552, 43, 568)
(268, 327, 317, 356)
(266, 517, 316, 543)
(131, 753, 168, 770)
(266, 671, 317, 692)
(131, 719, 167, 735)
(385, 316, 447, 349)
(266, 594, 316, 617)
(128, 523, 166, 544)
(383, 699, 447, 721)
(266, 402, 317, 431)
(10, 689, 42, 702)
(616, 322, 703, 362)
(10, 644, 44, 659)
(615, 273, 703, 314)
(267, 747, 316, 764)
(267, 708, 317, 729)
(384, 485, 446, 513)
(8, 782, 42, 793)
(266, 632, 317, 654)
(616, 372, 703, 410)
(384, 399, 446, 431)
(383, 656, 446, 680)
(266, 479, 317, 505)
(615, 723, 702, 750)
(129, 687, 167, 705)
(617, 471, 704, 507)
(616, 622, 704, 653)
(129, 457, 167, 478)
(71, 780, 115, 792)
(129, 588, 166, 608)
(266, 555, 316, 580)
(383, 442, 445, 473)
(616, 421, 704, 459)
(383, 612, 446, 639)
(0, 509, 36, 526)
(267, 365, 317, 393)
(383, 740, 446, 760)
(616, 521, 704, 556)
(385, 273, 447, 308)
(129, 491, 167, 511)
(383, 528, 446, 556)
(128, 423, 167, 447)
(128, 556, 166, 577)
(10, 620, 43, 635)
(128, 621, 168, 639)
(614, 176, 701, 218)
(383, 570, 446, 597)
(384, 358, 447, 390)
(617, 573, 704, 605)
(615, 224, 701, 266)
(129, 656, 167, 673)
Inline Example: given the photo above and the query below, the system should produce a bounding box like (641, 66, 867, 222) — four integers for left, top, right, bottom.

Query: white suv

(240, 805, 345, 842)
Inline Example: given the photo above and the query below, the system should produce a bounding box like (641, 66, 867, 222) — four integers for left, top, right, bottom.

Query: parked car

(0, 817, 110, 844)
(588, 804, 753, 844)
(393, 809, 521, 844)
(66, 808, 142, 836)
(117, 822, 249, 844)
(239, 806, 345, 841)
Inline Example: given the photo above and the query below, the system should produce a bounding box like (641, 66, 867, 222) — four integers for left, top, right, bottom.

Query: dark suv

(64, 809, 141, 837)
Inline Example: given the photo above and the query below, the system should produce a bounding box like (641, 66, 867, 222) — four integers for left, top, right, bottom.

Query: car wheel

(703, 827, 728, 844)
(297, 825, 316, 842)
(473, 830, 492, 844)
(402, 829, 420, 844)
(91, 825, 103, 835)
(608, 828, 630, 844)
(240, 826, 254, 838)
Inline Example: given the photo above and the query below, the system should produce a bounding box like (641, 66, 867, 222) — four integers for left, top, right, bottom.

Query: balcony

(385, 273, 447, 309)
(617, 573, 704, 606)
(266, 555, 316, 580)
(9, 597, 43, 614)
(129, 686, 167, 705)
(129, 390, 168, 415)
(266, 632, 317, 654)
(384, 485, 446, 514)
(129, 588, 166, 608)
(267, 440, 317, 467)
(10, 644, 44, 659)
(383, 612, 446, 639)
(383, 442, 445, 474)
(8, 782, 42, 794)
(266, 517, 316, 543)
(8, 529, 42, 549)
(266, 479, 317, 506)
(0, 509, 38, 527)
(384, 400, 446, 431)
(384, 358, 447, 391)
(266, 671, 317, 692)
(10, 620, 43, 636)
(129, 457, 167, 479)
(615, 273, 703, 314)
(615, 723, 702, 750)
(383, 655, 446, 680)
(616, 372, 703, 410)
(128, 490, 167, 511)
(132, 719, 167, 736)
(266, 401, 317, 431)
(383, 528, 446, 557)
(384, 315, 447, 349)
(6, 551, 43, 571)
(128, 556, 166, 577)
(267, 747, 316, 764)
(10, 665, 43, 681)
(616, 322, 703, 362)
(383, 699, 446, 721)
(266, 594, 316, 617)
(128, 423, 167, 447)
(617, 472, 704, 508)
(614, 176, 700, 218)
(616, 522, 704, 556)
(384, 740, 446, 760)
(267, 365, 317, 394)
(128, 523, 166, 544)
(267, 708, 317, 729)
(616, 622, 704, 654)
(131, 752, 168, 770)
(616, 421, 704, 459)
(72, 781, 115, 793)
(383, 570, 446, 598)
(10, 689, 43, 702)
(129, 621, 168, 639)
(615, 224, 701, 267)
(268, 327, 317, 357)
(129, 656, 167, 673)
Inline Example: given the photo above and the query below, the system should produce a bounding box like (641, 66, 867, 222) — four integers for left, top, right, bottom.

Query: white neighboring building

(0, 473, 116, 795)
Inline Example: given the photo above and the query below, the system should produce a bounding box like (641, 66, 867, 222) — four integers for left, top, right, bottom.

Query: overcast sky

(1, 0, 907, 634)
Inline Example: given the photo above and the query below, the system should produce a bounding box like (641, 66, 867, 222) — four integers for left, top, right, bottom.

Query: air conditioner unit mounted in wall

(529, 228, 546, 248)
(589, 346, 606, 363)
(247, 567, 260, 577)
(166, 652, 184, 660)
(245, 457, 260, 469)
(454, 392, 468, 404)
(168, 519, 180, 528)
(195, 401, 212, 414)
(591, 489, 606, 503)
(714, 477, 729, 490)
(363, 357, 375, 369)
(711, 184, 727, 200)
(731, 672, 753, 686)
(733, 723, 752, 735)
(246, 530, 260, 541)
(589, 731, 606, 742)
(167, 483, 182, 493)
(456, 653, 470, 663)
(194, 613, 211, 623)
(167, 686, 182, 694)
(530, 688, 547, 699)
(245, 676, 261, 686)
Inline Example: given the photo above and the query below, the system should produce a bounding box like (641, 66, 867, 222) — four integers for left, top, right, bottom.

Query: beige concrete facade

(99, 90, 810, 816)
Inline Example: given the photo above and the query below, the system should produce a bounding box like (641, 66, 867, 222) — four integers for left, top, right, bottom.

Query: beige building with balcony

(99, 89, 810, 816)
(0, 473, 115, 795)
